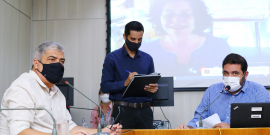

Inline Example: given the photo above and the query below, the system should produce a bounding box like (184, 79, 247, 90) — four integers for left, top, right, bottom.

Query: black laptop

(231, 103, 270, 128)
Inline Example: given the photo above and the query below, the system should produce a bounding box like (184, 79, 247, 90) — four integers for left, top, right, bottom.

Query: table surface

(121, 128, 270, 135)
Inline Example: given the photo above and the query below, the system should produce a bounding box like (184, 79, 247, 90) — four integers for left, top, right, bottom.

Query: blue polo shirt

(100, 45, 155, 103)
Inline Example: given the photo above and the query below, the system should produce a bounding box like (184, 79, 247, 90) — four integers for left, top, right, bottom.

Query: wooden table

(121, 128, 270, 135)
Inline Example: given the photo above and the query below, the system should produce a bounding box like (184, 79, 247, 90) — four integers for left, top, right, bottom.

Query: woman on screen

(142, 0, 231, 76)
(90, 89, 112, 128)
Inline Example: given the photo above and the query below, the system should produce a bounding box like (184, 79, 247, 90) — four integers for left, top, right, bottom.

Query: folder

(122, 74, 161, 98)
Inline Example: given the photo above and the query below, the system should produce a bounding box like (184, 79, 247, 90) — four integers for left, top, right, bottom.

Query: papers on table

(196, 113, 221, 128)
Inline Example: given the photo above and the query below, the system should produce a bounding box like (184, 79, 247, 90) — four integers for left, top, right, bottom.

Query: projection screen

(108, 0, 270, 88)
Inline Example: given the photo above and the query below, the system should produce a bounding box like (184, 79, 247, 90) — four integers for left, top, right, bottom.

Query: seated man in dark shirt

(101, 21, 158, 129)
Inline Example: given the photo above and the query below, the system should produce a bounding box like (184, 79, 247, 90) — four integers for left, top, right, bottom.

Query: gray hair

(33, 41, 64, 60)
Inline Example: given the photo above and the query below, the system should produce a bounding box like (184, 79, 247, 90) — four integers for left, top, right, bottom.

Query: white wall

(0, 0, 31, 106)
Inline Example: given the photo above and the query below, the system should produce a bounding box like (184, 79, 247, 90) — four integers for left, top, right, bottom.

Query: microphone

(65, 81, 109, 135)
(0, 107, 57, 135)
(197, 85, 231, 128)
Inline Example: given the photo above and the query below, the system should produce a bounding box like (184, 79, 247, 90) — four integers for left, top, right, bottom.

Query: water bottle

(81, 118, 88, 128)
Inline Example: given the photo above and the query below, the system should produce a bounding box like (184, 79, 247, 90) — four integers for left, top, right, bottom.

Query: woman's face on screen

(160, 0, 195, 36)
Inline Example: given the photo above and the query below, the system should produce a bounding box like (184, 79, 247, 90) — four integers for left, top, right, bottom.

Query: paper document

(196, 113, 221, 128)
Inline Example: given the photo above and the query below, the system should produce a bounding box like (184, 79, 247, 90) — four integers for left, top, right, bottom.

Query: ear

(123, 34, 126, 40)
(244, 71, 249, 79)
(33, 59, 38, 69)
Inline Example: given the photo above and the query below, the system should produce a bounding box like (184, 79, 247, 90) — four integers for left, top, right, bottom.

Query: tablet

(122, 74, 161, 98)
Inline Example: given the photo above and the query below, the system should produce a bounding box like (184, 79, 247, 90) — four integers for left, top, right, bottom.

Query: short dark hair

(222, 53, 248, 74)
(148, 0, 212, 36)
(124, 21, 144, 36)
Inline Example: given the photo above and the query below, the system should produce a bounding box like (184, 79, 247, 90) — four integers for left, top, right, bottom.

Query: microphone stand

(65, 81, 109, 135)
(196, 86, 230, 129)
(0, 107, 57, 135)
(69, 106, 99, 111)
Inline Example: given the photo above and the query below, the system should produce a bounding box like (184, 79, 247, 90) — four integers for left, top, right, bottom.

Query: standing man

(101, 21, 158, 129)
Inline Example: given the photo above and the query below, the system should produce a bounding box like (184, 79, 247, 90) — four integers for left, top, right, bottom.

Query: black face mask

(37, 60, 64, 84)
(125, 37, 141, 52)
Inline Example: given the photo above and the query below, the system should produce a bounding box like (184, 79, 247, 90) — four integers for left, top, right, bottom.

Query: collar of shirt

(121, 44, 141, 58)
(29, 70, 59, 95)
(219, 80, 248, 95)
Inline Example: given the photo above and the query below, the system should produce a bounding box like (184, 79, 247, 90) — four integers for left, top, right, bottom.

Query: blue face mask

(37, 60, 64, 84)
(125, 37, 141, 52)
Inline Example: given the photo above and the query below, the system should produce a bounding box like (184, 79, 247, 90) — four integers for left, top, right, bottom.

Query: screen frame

(106, 0, 111, 55)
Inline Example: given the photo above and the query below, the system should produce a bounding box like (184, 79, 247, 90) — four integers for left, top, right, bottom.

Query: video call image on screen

(110, 0, 270, 88)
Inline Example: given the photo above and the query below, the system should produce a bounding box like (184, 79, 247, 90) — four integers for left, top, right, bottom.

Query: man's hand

(212, 122, 230, 128)
(103, 123, 122, 135)
(176, 124, 191, 129)
(72, 130, 90, 135)
(124, 72, 138, 86)
(144, 83, 158, 93)
(18, 128, 51, 135)
(69, 127, 91, 135)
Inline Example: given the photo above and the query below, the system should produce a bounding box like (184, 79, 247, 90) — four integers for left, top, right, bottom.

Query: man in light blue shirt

(177, 53, 270, 129)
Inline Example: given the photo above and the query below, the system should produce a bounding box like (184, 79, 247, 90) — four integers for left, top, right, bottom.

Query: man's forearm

(70, 126, 97, 134)
(18, 129, 51, 135)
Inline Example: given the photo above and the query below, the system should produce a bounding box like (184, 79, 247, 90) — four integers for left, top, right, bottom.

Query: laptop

(231, 103, 270, 128)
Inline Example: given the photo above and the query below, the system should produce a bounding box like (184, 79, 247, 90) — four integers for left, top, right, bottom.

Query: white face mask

(100, 94, 110, 103)
(223, 73, 245, 92)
